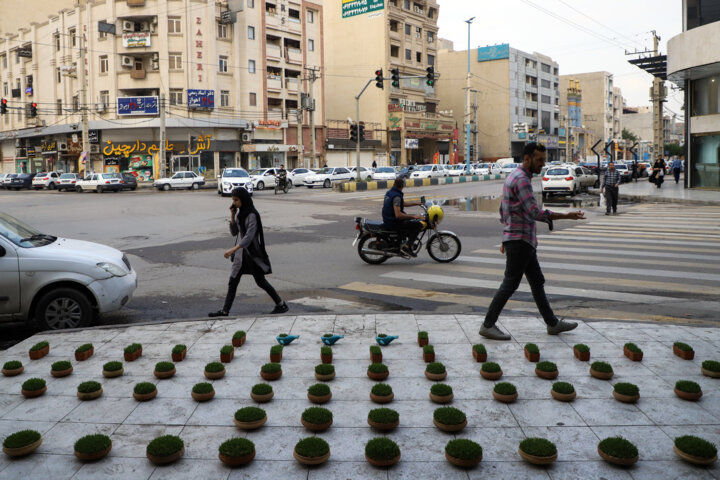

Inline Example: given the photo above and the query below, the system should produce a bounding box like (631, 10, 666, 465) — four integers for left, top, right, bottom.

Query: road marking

(541, 240, 720, 255)
(555, 229, 720, 241)
(577, 223, 720, 231)
(539, 234, 720, 248)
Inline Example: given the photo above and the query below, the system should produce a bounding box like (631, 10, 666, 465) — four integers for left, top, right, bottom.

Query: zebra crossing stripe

(541, 240, 719, 255)
(558, 229, 720, 240)
(578, 223, 720, 231)
(538, 234, 719, 248)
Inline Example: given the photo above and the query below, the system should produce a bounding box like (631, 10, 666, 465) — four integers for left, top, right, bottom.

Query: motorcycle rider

(382, 178, 423, 257)
(276, 164, 288, 189)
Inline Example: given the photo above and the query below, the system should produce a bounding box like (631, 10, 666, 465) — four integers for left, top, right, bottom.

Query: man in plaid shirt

(480, 142, 586, 341)
(601, 161, 620, 215)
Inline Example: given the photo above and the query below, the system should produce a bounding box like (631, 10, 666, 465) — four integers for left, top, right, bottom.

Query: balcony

(266, 11, 280, 29)
(266, 44, 282, 60)
(286, 47, 302, 64)
(288, 17, 302, 33)
(285, 77, 299, 92)
(130, 69, 146, 79)
(117, 70, 158, 90)
(127, 0, 145, 5)
(267, 75, 282, 91)
(267, 107, 284, 120)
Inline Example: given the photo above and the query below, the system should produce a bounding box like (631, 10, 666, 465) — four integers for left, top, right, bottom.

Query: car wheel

(48, 183, 56, 190)
(257, 181, 264, 190)
(97, 186, 103, 193)
(163, 184, 171, 191)
(131, 186, 137, 191)
(307, 186, 314, 189)
(76, 186, 83, 193)
(573, 185, 578, 196)
(323, 179, 331, 188)
(191, 183, 199, 190)
(35, 287, 93, 330)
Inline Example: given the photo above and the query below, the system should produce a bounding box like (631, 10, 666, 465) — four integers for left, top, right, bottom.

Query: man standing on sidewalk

(479, 142, 585, 341)
(601, 161, 620, 216)
(670, 156, 683, 184)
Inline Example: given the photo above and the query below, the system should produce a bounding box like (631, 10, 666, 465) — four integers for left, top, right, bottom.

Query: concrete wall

(668, 21, 720, 77)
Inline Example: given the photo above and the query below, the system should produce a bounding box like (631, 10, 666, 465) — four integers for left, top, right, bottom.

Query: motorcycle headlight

(97, 262, 127, 277)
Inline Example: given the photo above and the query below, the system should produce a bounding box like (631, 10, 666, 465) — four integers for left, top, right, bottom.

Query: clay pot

(102, 368, 124, 378)
(429, 392, 453, 404)
(445, 451, 482, 468)
(2, 437, 42, 457)
(535, 368, 558, 380)
(418, 337, 429, 347)
(518, 449, 557, 465)
(252, 391, 275, 403)
(51, 367, 74, 378)
(550, 389, 576, 402)
(367, 418, 399, 431)
(147, 447, 184, 465)
(219, 450, 255, 467)
(623, 347, 643, 362)
(480, 369, 503, 380)
(77, 388, 103, 401)
(366, 453, 400, 467)
(74, 444, 112, 461)
(369, 392, 393, 404)
(204, 369, 226, 380)
(260, 370, 282, 381)
(423, 353, 435, 363)
(674, 387, 702, 401)
(492, 390, 518, 404)
(28, 345, 49, 360)
(307, 392, 331, 404)
(673, 445, 718, 465)
(573, 347, 590, 361)
(1, 365, 24, 377)
(701, 367, 720, 379)
(191, 390, 215, 402)
(232, 335, 246, 348)
(154, 368, 176, 379)
(124, 349, 142, 362)
(472, 349, 487, 363)
(301, 418, 332, 432)
(433, 418, 467, 432)
(612, 390, 639, 404)
(425, 370, 447, 381)
(367, 370, 389, 381)
(589, 368, 613, 380)
(74, 347, 94, 361)
(294, 449, 330, 466)
(314, 371, 335, 381)
(370, 353, 383, 363)
(21, 386, 47, 398)
(221, 351, 234, 363)
(524, 348, 539, 363)
(234, 416, 267, 430)
(171, 349, 186, 362)
(598, 447, 638, 466)
(269, 353, 282, 363)
(320, 354, 332, 364)
(133, 389, 157, 402)
(673, 345, 694, 360)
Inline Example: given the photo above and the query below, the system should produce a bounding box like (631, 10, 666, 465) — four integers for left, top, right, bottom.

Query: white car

(0, 211, 137, 330)
(248, 168, 294, 190)
(449, 164, 469, 176)
(348, 166, 372, 181)
(0, 173, 14, 188)
(541, 166, 591, 197)
(57, 173, 84, 192)
(501, 163, 520, 174)
(304, 167, 353, 188)
(289, 168, 315, 186)
(153, 171, 206, 191)
(217, 168, 254, 196)
(411, 165, 443, 179)
(369, 166, 397, 181)
(31, 171, 61, 190)
(472, 163, 494, 175)
(76, 173, 124, 193)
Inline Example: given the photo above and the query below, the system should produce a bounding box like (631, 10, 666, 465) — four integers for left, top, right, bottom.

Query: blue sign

(187, 89, 215, 108)
(117, 96, 158, 116)
(477, 44, 509, 62)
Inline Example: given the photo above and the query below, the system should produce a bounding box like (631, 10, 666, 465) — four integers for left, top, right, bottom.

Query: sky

(436, 0, 683, 116)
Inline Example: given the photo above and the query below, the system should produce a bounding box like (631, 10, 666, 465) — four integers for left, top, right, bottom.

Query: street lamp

(465, 17, 474, 174)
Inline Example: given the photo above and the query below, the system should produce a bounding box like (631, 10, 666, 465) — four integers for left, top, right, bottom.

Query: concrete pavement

(596, 176, 720, 206)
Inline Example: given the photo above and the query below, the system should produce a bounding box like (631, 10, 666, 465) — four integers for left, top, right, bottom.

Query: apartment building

(437, 43, 561, 161)
(0, 0, 325, 179)
(323, 0, 453, 167)
(623, 106, 685, 145)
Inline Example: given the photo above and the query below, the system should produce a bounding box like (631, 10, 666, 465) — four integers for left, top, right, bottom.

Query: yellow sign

(102, 135, 213, 157)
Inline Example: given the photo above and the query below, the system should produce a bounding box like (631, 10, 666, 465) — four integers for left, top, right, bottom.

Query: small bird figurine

(375, 334, 398, 346)
(321, 334, 344, 346)
(276, 334, 300, 345)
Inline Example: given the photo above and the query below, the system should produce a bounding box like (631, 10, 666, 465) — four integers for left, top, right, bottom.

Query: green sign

(342, 0, 384, 18)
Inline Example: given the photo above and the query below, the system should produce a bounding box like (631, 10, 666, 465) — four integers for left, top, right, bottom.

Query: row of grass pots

(154, 361, 176, 379)
(573, 343, 590, 361)
(260, 362, 282, 380)
(205, 361, 226, 379)
(307, 383, 332, 404)
(551, 382, 576, 401)
(445, 439, 483, 467)
(269, 345, 283, 363)
(370, 383, 394, 404)
(133, 382, 158, 401)
(418, 331, 429, 347)
(252, 383, 275, 403)
(613, 382, 640, 403)
(20, 378, 46, 398)
(320, 346, 332, 364)
(472, 344, 487, 362)
(191, 382, 215, 402)
(433, 407, 467, 432)
(366, 437, 401, 467)
(422, 345, 435, 363)
(28, 341, 50, 360)
(301, 407, 333, 431)
(220, 345, 235, 363)
(492, 382, 518, 403)
(147, 435, 185, 465)
(702, 360, 720, 378)
(518, 438, 557, 465)
(219, 438, 255, 467)
(673, 341, 694, 360)
(675, 380, 703, 401)
(480, 362, 503, 380)
(51, 360, 73, 378)
(535, 361, 558, 380)
(123, 343, 142, 362)
(102, 361, 124, 378)
(425, 362, 447, 381)
(367, 363, 389, 381)
(1, 360, 24, 376)
(590, 361, 614, 379)
(368, 408, 399, 431)
(77, 381, 103, 400)
(369, 346, 382, 363)
(232, 330, 246, 347)
(234, 407, 267, 430)
(171, 344, 186, 362)
(294, 437, 330, 466)
(74, 343, 94, 361)
(430, 383, 454, 404)
(314, 364, 335, 381)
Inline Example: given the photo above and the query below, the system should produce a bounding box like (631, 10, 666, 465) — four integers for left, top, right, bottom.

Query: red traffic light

(1, 98, 6, 105)
(375, 70, 382, 76)
(31, 102, 37, 108)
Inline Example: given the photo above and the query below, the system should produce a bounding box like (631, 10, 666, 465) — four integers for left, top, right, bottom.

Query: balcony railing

(267, 76, 282, 90)
(266, 44, 282, 59)
(130, 69, 146, 79)
(286, 47, 302, 64)
(285, 77, 299, 91)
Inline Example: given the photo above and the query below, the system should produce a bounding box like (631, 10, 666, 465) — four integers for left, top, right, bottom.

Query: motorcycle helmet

(427, 205, 444, 225)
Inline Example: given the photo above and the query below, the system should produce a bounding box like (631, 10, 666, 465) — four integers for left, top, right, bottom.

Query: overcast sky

(437, 0, 683, 116)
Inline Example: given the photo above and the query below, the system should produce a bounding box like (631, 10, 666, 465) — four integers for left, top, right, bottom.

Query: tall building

(0, 0, 325, 178)
(323, 0, 454, 166)
(437, 43, 561, 162)
(557, 79, 588, 161)
(667, 0, 720, 188)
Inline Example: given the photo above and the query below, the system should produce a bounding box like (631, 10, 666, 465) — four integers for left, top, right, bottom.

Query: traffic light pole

(79, 33, 90, 174)
(354, 78, 374, 181)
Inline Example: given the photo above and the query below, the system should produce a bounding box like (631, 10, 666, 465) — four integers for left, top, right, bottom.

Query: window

(428, 54, 435, 66)
(219, 55, 228, 73)
(405, 49, 411, 60)
(247, 0, 254, 7)
(169, 89, 183, 105)
(307, 10, 314, 23)
(99, 55, 108, 74)
(541, 79, 550, 88)
(168, 17, 181, 34)
(541, 95, 551, 104)
(249, 92, 257, 106)
(2, 82, 6, 95)
(100, 90, 109, 108)
(390, 20, 398, 32)
(248, 26, 255, 39)
(249, 59, 256, 73)
(99, 20, 107, 38)
(69, 28, 76, 47)
(54, 34, 60, 51)
(56, 99, 62, 115)
(692, 76, 720, 115)
(427, 31, 434, 43)
(541, 63, 551, 73)
(217, 22, 229, 39)
(56, 68, 61, 83)
(428, 7, 436, 18)
(404, 0, 410, 9)
(169, 52, 182, 70)
(221, 90, 229, 107)
(405, 24, 411, 35)
(308, 39, 314, 52)
(416, 27, 422, 39)
(73, 95, 79, 111)
(1, 55, 6, 69)
(390, 45, 399, 57)
(416, 51, 422, 62)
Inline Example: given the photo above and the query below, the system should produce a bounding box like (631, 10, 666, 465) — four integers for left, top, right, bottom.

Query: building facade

(623, 106, 685, 147)
(0, 0, 325, 179)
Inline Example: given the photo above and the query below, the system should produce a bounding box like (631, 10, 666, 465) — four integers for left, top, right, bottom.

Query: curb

(589, 188, 720, 207)
(333, 174, 507, 193)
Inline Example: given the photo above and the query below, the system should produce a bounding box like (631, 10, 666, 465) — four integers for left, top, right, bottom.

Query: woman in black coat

(209, 187, 288, 316)
(651, 158, 666, 188)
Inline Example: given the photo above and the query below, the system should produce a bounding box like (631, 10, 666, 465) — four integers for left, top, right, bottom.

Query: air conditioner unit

(122, 20, 135, 32)
(15, 138, 21, 147)
(90, 144, 100, 153)
(151, 52, 159, 62)
(121, 55, 134, 68)
(95, 103, 106, 113)
(58, 142, 68, 151)
(151, 61, 159, 70)
(241, 132, 252, 142)
(140, 22, 150, 31)
(151, 16, 158, 25)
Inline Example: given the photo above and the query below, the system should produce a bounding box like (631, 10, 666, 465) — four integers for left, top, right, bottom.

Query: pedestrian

(208, 187, 288, 317)
(651, 157, 666, 188)
(372, 159, 377, 169)
(479, 142, 585, 341)
(601, 161, 620, 216)
(670, 156, 683, 184)
(631, 160, 638, 182)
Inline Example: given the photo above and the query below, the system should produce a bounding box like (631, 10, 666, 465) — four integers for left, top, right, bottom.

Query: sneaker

(547, 319, 578, 335)
(612, 211, 618, 215)
(479, 324, 511, 341)
(605, 212, 610, 216)
(208, 310, 228, 317)
(270, 301, 289, 314)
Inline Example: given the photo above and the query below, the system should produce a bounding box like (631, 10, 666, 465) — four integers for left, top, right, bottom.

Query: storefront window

(219, 151, 236, 169)
(691, 133, 720, 188)
(691, 76, 720, 115)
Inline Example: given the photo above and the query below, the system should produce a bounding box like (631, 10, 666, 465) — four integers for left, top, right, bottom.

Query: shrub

(103, 361, 122, 372)
(134, 382, 156, 395)
(519, 438, 557, 457)
(371, 383, 393, 397)
(77, 381, 102, 393)
(368, 408, 399, 424)
(674, 435, 718, 459)
(423, 345, 435, 354)
(3, 430, 41, 449)
(573, 344, 589, 353)
(252, 383, 273, 395)
(220, 345, 234, 355)
(29, 341, 49, 351)
(524, 343, 539, 354)
(598, 437, 638, 459)
(536, 361, 557, 372)
(21, 378, 46, 391)
(172, 344, 186, 354)
(481, 362, 501, 373)
(295, 437, 329, 458)
(278, 333, 288, 338)
(426, 362, 446, 374)
(51, 360, 72, 371)
(124, 343, 141, 354)
(301, 407, 333, 425)
(377, 333, 387, 338)
(430, 383, 453, 396)
(673, 342, 693, 352)
(154, 362, 175, 373)
(591, 361, 613, 373)
(365, 437, 400, 461)
(368, 363, 388, 373)
(675, 380, 701, 393)
(323, 333, 333, 338)
(146, 435, 184, 457)
(702, 360, 720, 372)
(270, 345, 283, 355)
(445, 439, 482, 460)
(261, 363, 281, 373)
(74, 434, 111, 454)
(369, 346, 381, 355)
(494, 382, 517, 395)
(3, 360, 22, 370)
(232, 331, 246, 340)
(614, 383, 639, 396)
(320, 346, 332, 355)
(75, 343, 93, 353)
(192, 383, 213, 394)
(205, 362, 225, 373)
(308, 383, 331, 396)
(219, 438, 254, 458)
(418, 331, 428, 339)
(624, 342, 642, 353)
(552, 382, 575, 394)
(234, 407, 266, 422)
(433, 407, 466, 425)
(315, 364, 335, 375)
(473, 344, 486, 354)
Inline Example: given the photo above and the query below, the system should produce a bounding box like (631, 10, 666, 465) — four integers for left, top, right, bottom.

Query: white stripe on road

(538, 234, 720, 248)
(580, 223, 720, 231)
(536, 245, 720, 262)
(559, 228, 720, 240)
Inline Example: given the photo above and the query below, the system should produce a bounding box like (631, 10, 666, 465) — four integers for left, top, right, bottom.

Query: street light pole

(465, 17, 474, 173)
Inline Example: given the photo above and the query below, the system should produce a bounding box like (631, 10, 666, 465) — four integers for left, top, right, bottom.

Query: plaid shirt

(499, 165, 553, 249)
(603, 170, 620, 187)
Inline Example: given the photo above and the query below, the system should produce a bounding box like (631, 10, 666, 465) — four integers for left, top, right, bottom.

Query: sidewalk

(0, 314, 718, 479)
(593, 176, 720, 206)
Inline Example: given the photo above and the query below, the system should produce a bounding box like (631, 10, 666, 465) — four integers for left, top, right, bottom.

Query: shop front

(403, 118, 455, 165)
(242, 144, 298, 170)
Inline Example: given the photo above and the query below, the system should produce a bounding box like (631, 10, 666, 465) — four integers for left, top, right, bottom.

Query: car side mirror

(0, 245, 5, 256)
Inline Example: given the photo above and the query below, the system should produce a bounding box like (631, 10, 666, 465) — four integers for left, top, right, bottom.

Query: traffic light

(426, 66, 435, 86)
(349, 123, 358, 143)
(0, 98, 6, 115)
(375, 69, 384, 89)
(359, 124, 365, 142)
(390, 68, 400, 88)
(30, 102, 37, 117)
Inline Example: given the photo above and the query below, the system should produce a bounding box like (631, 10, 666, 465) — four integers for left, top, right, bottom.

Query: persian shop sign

(187, 89, 215, 108)
(123, 32, 151, 48)
(342, 0, 384, 18)
(117, 96, 159, 116)
(477, 43, 509, 62)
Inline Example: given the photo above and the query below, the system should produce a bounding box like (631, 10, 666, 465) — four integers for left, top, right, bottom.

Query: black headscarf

(231, 187, 270, 264)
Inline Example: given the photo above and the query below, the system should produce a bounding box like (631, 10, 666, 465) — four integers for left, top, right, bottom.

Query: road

(2, 179, 719, 345)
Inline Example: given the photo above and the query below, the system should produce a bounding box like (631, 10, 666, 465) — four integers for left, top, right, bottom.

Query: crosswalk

(339, 203, 720, 326)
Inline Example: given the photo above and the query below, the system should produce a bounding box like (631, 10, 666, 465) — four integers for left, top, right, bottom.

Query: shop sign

(399, 99, 426, 113)
(122, 32, 151, 48)
(187, 89, 215, 108)
(41, 141, 57, 153)
(538, 134, 559, 149)
(387, 104, 403, 112)
(404, 138, 419, 149)
(388, 110, 403, 131)
(88, 129, 100, 144)
(253, 120, 287, 129)
(117, 96, 159, 116)
(342, 0, 384, 19)
(103, 138, 201, 157)
(241, 144, 295, 152)
(188, 134, 213, 154)
(195, 17, 203, 83)
(25, 87, 33, 96)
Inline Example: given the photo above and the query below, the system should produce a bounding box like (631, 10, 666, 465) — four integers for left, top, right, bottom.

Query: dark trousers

(483, 240, 557, 327)
(673, 168, 681, 183)
(604, 186, 618, 213)
(223, 272, 282, 312)
(395, 220, 423, 248)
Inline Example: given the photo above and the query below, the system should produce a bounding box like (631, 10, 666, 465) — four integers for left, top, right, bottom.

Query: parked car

(639, 162, 652, 177)
(153, 171, 205, 191)
(438, 164, 453, 176)
(248, 168, 294, 190)
(501, 163, 520, 174)
(289, 168, 315, 186)
(32, 171, 62, 190)
(5, 173, 36, 190)
(0, 211, 137, 330)
(120, 173, 138, 191)
(395, 165, 416, 180)
(472, 163, 494, 175)
(217, 168, 254, 196)
(57, 173, 84, 192)
(348, 166, 373, 181)
(448, 164, 467, 176)
(76, 173, 124, 193)
(303, 167, 353, 188)
(369, 166, 397, 181)
(613, 163, 632, 183)
(541, 166, 592, 197)
(0, 173, 14, 188)
(411, 164, 443, 179)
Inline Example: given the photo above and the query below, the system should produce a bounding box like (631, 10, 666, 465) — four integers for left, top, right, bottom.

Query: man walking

(601, 161, 620, 216)
(479, 142, 585, 341)
(670, 156, 683, 184)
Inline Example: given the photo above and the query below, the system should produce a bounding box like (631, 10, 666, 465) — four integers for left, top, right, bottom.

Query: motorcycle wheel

(427, 233, 461, 263)
(274, 184, 279, 195)
(283, 185, 288, 193)
(357, 234, 390, 265)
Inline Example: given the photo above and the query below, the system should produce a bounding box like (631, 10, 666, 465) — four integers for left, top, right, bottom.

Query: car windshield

(319, 168, 333, 174)
(35, 172, 47, 177)
(419, 165, 433, 171)
(0, 212, 57, 248)
(547, 168, 570, 176)
(615, 164, 628, 170)
(505, 164, 518, 168)
(249, 169, 268, 176)
(104, 173, 122, 179)
(377, 167, 394, 173)
(224, 169, 249, 178)
(60, 174, 76, 179)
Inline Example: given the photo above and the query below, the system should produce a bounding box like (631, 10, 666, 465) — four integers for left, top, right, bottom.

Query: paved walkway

(600, 175, 720, 205)
(0, 314, 718, 479)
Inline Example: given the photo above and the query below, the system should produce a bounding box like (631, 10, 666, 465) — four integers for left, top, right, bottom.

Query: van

(494, 157, 516, 167)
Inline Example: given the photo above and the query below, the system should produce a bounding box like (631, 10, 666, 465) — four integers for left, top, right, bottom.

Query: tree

(622, 129, 638, 142)
(664, 143, 684, 157)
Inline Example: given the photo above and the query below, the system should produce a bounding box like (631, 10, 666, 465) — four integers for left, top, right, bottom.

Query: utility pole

(308, 67, 318, 168)
(651, 31, 665, 160)
(297, 79, 304, 168)
(159, 93, 166, 177)
(473, 90, 479, 163)
(79, 33, 90, 173)
(465, 17, 474, 171)
(564, 115, 570, 163)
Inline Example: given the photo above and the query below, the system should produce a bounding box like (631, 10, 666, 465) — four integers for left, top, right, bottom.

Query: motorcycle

(352, 197, 462, 264)
(274, 173, 292, 194)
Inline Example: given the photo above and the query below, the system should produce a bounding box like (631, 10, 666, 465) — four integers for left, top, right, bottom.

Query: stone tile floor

(0, 314, 718, 479)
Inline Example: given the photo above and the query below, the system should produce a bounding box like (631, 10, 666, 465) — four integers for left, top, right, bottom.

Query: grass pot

(301, 418, 332, 432)
(294, 449, 330, 466)
(518, 449, 557, 465)
(28, 345, 49, 360)
(74, 445, 112, 462)
(234, 415, 267, 430)
(480, 369, 503, 380)
(492, 390, 518, 404)
(1, 366, 24, 376)
(612, 390, 639, 404)
(219, 449, 255, 467)
(370, 392, 393, 404)
(673, 445, 718, 466)
(367, 370, 389, 381)
(204, 369, 225, 380)
(260, 370, 282, 381)
(672, 345, 694, 360)
(51, 367, 74, 378)
(472, 349, 487, 363)
(366, 453, 400, 467)
(433, 418, 467, 432)
(573, 347, 590, 361)
(589, 368, 614, 380)
(171, 349, 187, 362)
(623, 347, 643, 362)
(367, 418, 399, 431)
(423, 352, 435, 363)
(701, 367, 720, 379)
(674, 388, 702, 401)
(78, 388, 103, 401)
(124, 349, 142, 362)
(524, 348, 539, 363)
(429, 392, 453, 404)
(191, 390, 215, 402)
(21, 386, 47, 398)
(320, 354, 332, 364)
(550, 390, 576, 402)
(102, 368, 124, 378)
(2, 437, 42, 457)
(425, 371, 447, 381)
(74, 347, 94, 361)
(535, 368, 558, 380)
(133, 390, 157, 402)
(221, 351, 234, 363)
(232, 336, 246, 348)
(418, 337, 429, 347)
(314, 371, 335, 381)
(252, 391, 275, 403)
(445, 451, 482, 468)
(370, 353, 383, 363)
(269, 353, 282, 363)
(147, 447, 184, 466)
(307, 392, 332, 404)
(154, 368, 176, 379)
(598, 447, 638, 466)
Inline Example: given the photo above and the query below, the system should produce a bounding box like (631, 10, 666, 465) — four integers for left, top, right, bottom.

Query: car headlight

(97, 262, 127, 277)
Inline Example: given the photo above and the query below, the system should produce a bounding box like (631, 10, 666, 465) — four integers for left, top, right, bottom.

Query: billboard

(187, 89, 215, 108)
(117, 96, 159, 116)
(477, 44, 510, 62)
(342, 0, 384, 18)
